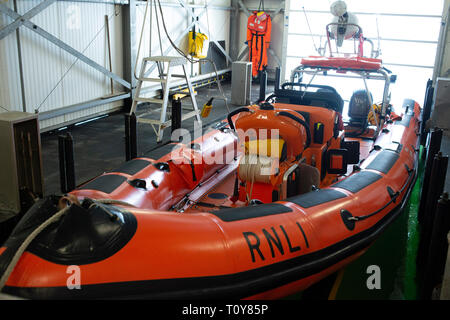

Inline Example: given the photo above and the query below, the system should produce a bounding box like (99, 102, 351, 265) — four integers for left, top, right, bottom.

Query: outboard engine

(348, 89, 372, 129)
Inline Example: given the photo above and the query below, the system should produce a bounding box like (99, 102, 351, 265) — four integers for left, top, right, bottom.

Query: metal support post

(125, 113, 137, 161)
(229, 0, 241, 61)
(417, 152, 448, 284)
(58, 133, 76, 194)
(422, 193, 450, 299)
(420, 79, 434, 146)
(275, 67, 281, 91)
(258, 70, 267, 103)
(171, 98, 182, 134)
(419, 128, 443, 223)
(122, 0, 138, 110)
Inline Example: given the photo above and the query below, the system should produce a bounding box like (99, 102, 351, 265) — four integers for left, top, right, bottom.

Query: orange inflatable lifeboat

(0, 100, 420, 299)
(1, 3, 421, 298)
(0, 51, 421, 299)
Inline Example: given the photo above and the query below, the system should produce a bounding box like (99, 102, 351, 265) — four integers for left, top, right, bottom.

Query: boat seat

(297, 163, 320, 195)
(270, 86, 344, 114)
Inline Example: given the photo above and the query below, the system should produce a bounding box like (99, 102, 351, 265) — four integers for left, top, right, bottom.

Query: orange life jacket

(247, 11, 272, 77)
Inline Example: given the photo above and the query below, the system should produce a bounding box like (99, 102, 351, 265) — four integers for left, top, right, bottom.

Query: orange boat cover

(301, 56, 383, 71)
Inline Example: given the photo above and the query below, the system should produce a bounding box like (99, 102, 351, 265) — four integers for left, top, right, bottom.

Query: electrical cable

(155, 0, 229, 112)
(0, 205, 69, 292)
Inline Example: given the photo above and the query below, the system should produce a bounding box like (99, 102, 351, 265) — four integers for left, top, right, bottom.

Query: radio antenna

(375, 15, 382, 57)
(302, 6, 319, 54)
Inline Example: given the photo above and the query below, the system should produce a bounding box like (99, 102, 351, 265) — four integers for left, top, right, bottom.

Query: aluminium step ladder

(130, 56, 202, 142)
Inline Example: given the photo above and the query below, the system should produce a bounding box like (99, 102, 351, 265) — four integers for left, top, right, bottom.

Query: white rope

(94, 199, 136, 207)
(248, 176, 255, 202)
(238, 154, 273, 185)
(0, 206, 70, 292)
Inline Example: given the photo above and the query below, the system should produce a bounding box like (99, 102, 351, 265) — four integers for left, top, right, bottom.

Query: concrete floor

(40, 80, 266, 196)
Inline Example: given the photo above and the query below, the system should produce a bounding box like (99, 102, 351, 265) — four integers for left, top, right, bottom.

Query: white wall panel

(1, 1, 124, 128)
(0, 1, 24, 113)
(55, 2, 123, 126)
(286, 0, 444, 109)
(0, 0, 230, 128)
(18, 0, 64, 116)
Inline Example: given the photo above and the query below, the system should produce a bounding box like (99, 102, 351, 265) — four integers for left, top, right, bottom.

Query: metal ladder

(130, 56, 202, 142)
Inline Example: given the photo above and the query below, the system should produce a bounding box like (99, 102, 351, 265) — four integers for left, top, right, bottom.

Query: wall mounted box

(231, 62, 252, 106)
(431, 77, 450, 135)
(0, 112, 44, 223)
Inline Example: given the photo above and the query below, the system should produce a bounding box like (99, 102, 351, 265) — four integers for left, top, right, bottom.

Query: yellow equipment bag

(368, 104, 382, 126)
(244, 139, 285, 158)
(188, 31, 209, 59)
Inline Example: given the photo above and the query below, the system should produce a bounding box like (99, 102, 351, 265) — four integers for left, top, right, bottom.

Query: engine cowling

(233, 103, 310, 204)
(234, 104, 308, 160)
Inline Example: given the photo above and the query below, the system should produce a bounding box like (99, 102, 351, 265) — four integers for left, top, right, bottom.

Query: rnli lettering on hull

(243, 222, 310, 262)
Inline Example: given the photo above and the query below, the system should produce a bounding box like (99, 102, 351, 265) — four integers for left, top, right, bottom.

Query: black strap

(277, 111, 311, 148)
(249, 33, 255, 65)
(188, 159, 197, 182)
(348, 166, 414, 222)
(227, 107, 250, 131)
(258, 0, 264, 11)
(257, 34, 265, 73)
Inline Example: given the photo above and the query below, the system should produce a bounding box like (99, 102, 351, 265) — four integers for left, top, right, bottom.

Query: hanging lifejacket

(247, 11, 272, 77)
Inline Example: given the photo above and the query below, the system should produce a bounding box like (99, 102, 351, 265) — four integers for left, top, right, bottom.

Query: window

(284, 0, 444, 113)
